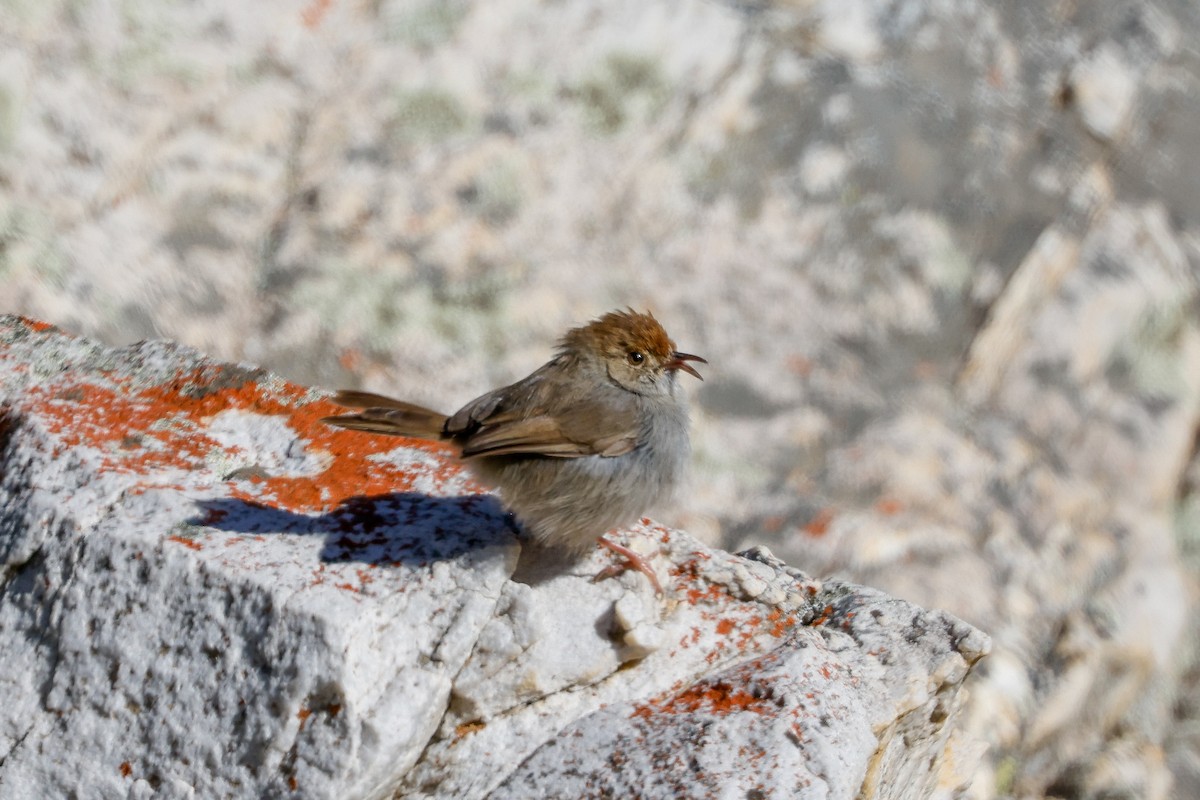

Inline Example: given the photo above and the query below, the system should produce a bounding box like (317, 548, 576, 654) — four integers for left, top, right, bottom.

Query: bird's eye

(627, 351, 645, 365)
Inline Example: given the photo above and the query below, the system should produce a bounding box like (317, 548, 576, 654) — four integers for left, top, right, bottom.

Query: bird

(321, 309, 705, 593)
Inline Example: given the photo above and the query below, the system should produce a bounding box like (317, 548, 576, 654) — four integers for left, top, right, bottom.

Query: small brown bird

(321, 309, 705, 593)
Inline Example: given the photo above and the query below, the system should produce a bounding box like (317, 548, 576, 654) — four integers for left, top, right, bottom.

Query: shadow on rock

(190, 492, 516, 565)
(509, 540, 591, 589)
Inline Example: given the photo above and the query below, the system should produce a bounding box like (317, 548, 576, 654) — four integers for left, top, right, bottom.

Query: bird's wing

(450, 377, 640, 459)
(329, 390, 437, 412)
(459, 414, 639, 458)
(322, 390, 448, 439)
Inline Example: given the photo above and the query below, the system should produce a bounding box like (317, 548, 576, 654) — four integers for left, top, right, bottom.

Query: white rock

(816, 0, 883, 62)
(0, 318, 989, 799)
(0, 320, 518, 799)
(801, 143, 851, 196)
(1071, 44, 1138, 141)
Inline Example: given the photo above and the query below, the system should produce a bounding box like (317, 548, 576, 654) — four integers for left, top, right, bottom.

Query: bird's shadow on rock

(190, 492, 516, 566)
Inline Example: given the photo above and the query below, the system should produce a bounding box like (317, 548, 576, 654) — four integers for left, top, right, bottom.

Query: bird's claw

(595, 536, 663, 595)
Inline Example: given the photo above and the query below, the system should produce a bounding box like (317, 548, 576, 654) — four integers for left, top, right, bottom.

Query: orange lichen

(875, 498, 904, 515)
(631, 679, 774, 720)
(810, 605, 835, 627)
(301, 0, 332, 28)
(22, 363, 471, 526)
(338, 347, 363, 373)
(669, 556, 735, 607)
(166, 535, 203, 551)
(761, 515, 785, 533)
(455, 720, 487, 738)
(914, 360, 937, 379)
(803, 508, 834, 536)
(786, 354, 813, 376)
(767, 609, 797, 638)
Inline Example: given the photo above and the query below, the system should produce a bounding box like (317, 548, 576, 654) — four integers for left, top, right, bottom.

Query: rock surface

(0, 317, 988, 799)
(4, 1, 1200, 796)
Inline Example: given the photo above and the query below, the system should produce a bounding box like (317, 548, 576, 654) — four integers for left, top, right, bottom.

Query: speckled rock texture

(0, 318, 988, 799)
(5, 1, 1200, 797)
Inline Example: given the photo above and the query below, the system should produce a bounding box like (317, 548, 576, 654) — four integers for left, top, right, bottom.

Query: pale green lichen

(504, 70, 556, 113)
(462, 157, 525, 225)
(0, 83, 21, 153)
(392, 88, 473, 144)
(0, 203, 69, 287)
(390, 0, 470, 48)
(0, 0, 71, 26)
(168, 520, 205, 540)
(1107, 298, 1194, 402)
(204, 447, 245, 481)
(100, 0, 202, 90)
(574, 52, 669, 134)
(1175, 492, 1200, 567)
(993, 755, 1018, 795)
(292, 259, 518, 369)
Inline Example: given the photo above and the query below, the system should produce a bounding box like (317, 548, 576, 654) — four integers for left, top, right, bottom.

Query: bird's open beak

(666, 351, 707, 381)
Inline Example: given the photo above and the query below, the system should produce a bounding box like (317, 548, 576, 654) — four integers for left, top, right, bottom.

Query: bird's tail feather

(321, 390, 449, 440)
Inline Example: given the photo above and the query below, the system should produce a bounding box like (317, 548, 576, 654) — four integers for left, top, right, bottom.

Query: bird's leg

(594, 535, 663, 595)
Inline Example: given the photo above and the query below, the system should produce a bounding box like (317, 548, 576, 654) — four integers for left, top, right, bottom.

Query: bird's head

(560, 309, 706, 396)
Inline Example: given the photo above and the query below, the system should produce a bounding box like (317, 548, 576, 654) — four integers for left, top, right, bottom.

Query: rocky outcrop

(0, 317, 987, 799)
(5, 1, 1200, 796)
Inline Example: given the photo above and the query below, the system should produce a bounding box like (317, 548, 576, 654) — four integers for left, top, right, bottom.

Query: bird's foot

(594, 535, 663, 595)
